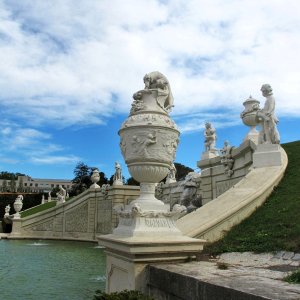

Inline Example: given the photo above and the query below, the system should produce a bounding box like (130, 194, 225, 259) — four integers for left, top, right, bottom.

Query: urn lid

(243, 95, 260, 106)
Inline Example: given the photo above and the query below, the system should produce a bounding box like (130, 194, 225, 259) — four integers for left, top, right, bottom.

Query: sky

(0, 0, 299, 181)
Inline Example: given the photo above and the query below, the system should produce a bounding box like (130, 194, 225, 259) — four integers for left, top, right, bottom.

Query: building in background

(0, 176, 73, 193)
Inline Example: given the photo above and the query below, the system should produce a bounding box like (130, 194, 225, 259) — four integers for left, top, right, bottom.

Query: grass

(20, 201, 56, 218)
(204, 141, 300, 254)
(284, 269, 300, 284)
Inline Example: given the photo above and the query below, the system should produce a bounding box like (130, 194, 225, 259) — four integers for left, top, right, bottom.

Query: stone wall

(159, 139, 256, 207)
(10, 185, 140, 241)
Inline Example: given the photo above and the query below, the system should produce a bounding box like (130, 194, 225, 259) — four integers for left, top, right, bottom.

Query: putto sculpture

(166, 163, 177, 184)
(201, 122, 218, 159)
(4, 204, 10, 217)
(204, 122, 216, 151)
(257, 84, 280, 144)
(56, 185, 66, 204)
(131, 71, 174, 114)
(113, 162, 123, 186)
(220, 140, 235, 177)
(241, 84, 280, 145)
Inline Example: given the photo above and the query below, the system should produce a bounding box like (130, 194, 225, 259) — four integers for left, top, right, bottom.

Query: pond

(0, 239, 106, 300)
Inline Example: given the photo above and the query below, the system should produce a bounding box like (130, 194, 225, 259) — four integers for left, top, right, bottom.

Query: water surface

(0, 239, 106, 300)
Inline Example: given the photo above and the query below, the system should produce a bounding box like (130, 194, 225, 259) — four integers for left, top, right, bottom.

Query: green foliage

(94, 290, 154, 300)
(70, 162, 108, 196)
(0, 171, 26, 180)
(20, 201, 56, 218)
(174, 162, 193, 181)
(0, 193, 43, 217)
(204, 141, 300, 254)
(284, 269, 300, 284)
(126, 177, 140, 186)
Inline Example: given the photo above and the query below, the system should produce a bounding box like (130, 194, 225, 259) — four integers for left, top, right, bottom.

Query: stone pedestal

(98, 234, 205, 293)
(201, 150, 218, 160)
(10, 218, 22, 237)
(253, 144, 282, 168)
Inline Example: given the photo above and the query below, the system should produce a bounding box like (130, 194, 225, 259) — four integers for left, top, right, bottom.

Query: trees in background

(70, 162, 108, 196)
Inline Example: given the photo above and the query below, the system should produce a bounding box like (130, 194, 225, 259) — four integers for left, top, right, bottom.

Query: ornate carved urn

(13, 195, 23, 219)
(240, 95, 260, 143)
(90, 169, 100, 189)
(119, 71, 179, 210)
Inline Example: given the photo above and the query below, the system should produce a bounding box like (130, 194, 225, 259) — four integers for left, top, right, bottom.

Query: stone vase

(13, 197, 23, 219)
(241, 96, 260, 143)
(119, 90, 180, 210)
(90, 169, 100, 189)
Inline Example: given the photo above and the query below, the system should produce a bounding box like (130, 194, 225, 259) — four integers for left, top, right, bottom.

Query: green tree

(126, 177, 140, 186)
(174, 162, 193, 181)
(70, 162, 108, 196)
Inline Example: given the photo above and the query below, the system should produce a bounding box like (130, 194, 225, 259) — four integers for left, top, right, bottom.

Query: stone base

(98, 234, 206, 293)
(201, 150, 218, 160)
(113, 180, 123, 186)
(253, 144, 282, 168)
(10, 218, 22, 237)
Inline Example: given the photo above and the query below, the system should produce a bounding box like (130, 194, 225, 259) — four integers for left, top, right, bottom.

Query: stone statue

(4, 204, 10, 216)
(48, 191, 52, 202)
(56, 185, 66, 204)
(220, 140, 235, 177)
(113, 162, 123, 186)
(179, 172, 202, 212)
(257, 84, 280, 144)
(131, 71, 174, 114)
(204, 122, 216, 151)
(41, 194, 45, 204)
(166, 163, 176, 184)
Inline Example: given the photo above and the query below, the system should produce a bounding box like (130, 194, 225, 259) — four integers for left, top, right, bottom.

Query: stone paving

(216, 251, 300, 268)
(149, 252, 300, 300)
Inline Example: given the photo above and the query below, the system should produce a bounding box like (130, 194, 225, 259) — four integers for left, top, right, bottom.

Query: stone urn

(13, 195, 23, 219)
(90, 169, 100, 189)
(119, 71, 180, 210)
(241, 96, 260, 143)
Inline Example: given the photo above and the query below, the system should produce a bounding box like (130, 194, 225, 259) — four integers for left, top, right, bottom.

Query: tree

(70, 162, 108, 196)
(126, 177, 140, 186)
(174, 162, 194, 181)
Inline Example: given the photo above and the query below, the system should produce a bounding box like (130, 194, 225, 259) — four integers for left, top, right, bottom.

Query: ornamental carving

(23, 219, 54, 232)
(65, 203, 88, 232)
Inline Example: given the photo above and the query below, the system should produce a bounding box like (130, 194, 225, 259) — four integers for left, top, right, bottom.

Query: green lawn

(204, 141, 300, 254)
(21, 201, 56, 218)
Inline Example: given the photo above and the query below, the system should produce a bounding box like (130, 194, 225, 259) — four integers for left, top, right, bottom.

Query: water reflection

(0, 239, 106, 300)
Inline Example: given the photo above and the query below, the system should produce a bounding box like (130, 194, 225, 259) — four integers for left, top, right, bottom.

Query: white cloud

(0, 121, 81, 165)
(31, 155, 80, 165)
(0, 0, 300, 129)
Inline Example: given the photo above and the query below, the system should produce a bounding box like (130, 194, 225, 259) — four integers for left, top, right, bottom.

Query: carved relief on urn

(119, 71, 180, 208)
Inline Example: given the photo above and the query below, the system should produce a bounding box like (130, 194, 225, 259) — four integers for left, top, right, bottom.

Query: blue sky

(0, 0, 299, 180)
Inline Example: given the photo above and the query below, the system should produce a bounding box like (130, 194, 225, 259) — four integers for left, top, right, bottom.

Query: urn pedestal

(98, 72, 205, 293)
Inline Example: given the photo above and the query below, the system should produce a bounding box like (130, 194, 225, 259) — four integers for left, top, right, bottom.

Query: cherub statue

(204, 122, 216, 151)
(257, 84, 280, 144)
(113, 162, 123, 185)
(56, 185, 66, 204)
